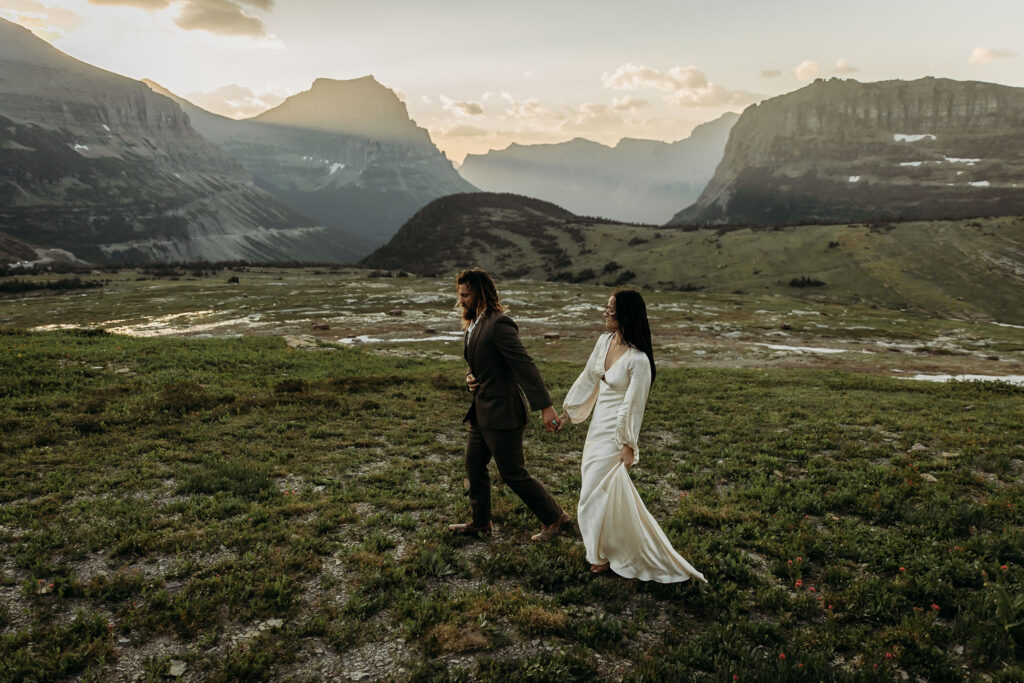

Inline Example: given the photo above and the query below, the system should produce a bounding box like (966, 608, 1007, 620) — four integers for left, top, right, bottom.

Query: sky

(2, 0, 1022, 163)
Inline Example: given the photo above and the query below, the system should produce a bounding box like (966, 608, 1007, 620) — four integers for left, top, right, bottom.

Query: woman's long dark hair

(612, 288, 655, 384)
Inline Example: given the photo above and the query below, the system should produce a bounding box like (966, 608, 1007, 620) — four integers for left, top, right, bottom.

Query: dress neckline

(603, 334, 630, 373)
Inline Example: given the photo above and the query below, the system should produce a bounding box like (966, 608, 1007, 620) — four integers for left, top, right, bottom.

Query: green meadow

(1, 270, 1022, 680)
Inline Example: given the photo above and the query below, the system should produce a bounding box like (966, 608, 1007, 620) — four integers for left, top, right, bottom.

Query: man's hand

(542, 405, 561, 432)
(619, 445, 635, 467)
(465, 372, 480, 394)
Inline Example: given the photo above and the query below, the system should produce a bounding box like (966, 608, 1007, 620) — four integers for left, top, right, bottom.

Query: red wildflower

(885, 653, 893, 660)
(931, 603, 940, 611)
(779, 653, 786, 660)
(1001, 565, 1008, 571)
(795, 579, 803, 588)
(809, 586, 816, 592)
(899, 567, 905, 573)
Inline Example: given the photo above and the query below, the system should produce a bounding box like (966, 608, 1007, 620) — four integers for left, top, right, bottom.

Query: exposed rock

(671, 77, 1024, 226)
(166, 660, 186, 677)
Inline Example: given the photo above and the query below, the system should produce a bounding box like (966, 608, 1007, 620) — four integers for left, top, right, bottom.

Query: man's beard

(462, 303, 476, 322)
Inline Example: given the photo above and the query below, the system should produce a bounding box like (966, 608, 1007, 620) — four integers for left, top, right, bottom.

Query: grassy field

(2, 320, 1022, 680)
(366, 196, 1024, 325)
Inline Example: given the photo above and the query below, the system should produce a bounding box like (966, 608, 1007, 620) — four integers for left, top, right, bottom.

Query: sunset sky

(2, 0, 1022, 163)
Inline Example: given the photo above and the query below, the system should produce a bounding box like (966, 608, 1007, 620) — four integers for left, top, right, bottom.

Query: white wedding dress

(563, 333, 706, 583)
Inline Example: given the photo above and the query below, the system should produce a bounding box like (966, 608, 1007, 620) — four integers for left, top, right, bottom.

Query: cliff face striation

(458, 113, 737, 224)
(149, 77, 476, 254)
(670, 77, 1024, 226)
(0, 18, 359, 263)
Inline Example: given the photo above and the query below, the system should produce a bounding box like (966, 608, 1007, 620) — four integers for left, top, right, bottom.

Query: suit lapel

(467, 310, 490, 366)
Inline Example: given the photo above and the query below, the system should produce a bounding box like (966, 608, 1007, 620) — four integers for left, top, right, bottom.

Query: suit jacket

(463, 310, 551, 430)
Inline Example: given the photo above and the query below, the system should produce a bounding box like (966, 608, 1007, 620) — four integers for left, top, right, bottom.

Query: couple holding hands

(450, 268, 705, 584)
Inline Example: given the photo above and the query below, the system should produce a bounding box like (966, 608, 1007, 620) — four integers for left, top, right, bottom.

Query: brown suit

(462, 310, 564, 527)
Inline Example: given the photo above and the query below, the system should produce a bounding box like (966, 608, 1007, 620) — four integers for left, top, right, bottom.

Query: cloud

(184, 83, 285, 118)
(87, 0, 272, 36)
(834, 58, 859, 75)
(88, 0, 172, 7)
(793, 60, 820, 81)
(602, 63, 706, 92)
(174, 0, 269, 36)
(602, 62, 759, 107)
(611, 96, 648, 111)
(564, 102, 623, 130)
(968, 47, 1016, 65)
(502, 97, 563, 123)
(760, 69, 782, 79)
(0, 0, 82, 40)
(440, 95, 484, 116)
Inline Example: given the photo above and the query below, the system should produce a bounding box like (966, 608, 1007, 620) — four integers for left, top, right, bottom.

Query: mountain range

(146, 76, 476, 252)
(672, 77, 1024, 226)
(0, 18, 359, 264)
(458, 114, 737, 224)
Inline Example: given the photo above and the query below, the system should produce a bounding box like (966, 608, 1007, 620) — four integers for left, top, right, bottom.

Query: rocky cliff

(670, 77, 1024, 226)
(0, 19, 361, 263)
(148, 77, 476, 254)
(458, 113, 737, 224)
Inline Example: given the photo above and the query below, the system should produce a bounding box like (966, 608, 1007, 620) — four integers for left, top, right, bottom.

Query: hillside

(364, 193, 1024, 324)
(146, 77, 476, 254)
(671, 77, 1024, 226)
(458, 113, 737, 224)
(0, 18, 357, 263)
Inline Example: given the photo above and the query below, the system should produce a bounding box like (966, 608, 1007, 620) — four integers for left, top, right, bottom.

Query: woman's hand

(619, 445, 635, 468)
(557, 411, 569, 426)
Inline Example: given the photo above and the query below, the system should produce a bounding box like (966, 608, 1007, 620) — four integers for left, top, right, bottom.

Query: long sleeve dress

(563, 333, 706, 583)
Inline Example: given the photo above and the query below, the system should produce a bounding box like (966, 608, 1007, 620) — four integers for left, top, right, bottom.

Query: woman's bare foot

(590, 562, 610, 574)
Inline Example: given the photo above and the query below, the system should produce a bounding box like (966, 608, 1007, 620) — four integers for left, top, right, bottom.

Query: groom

(448, 268, 571, 542)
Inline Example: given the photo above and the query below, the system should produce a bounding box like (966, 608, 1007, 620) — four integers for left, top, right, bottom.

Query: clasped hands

(464, 373, 568, 434)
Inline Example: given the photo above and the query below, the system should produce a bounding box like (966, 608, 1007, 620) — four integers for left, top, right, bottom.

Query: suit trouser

(465, 420, 564, 527)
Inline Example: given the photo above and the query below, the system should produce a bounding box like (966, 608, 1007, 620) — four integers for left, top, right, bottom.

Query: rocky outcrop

(458, 113, 737, 224)
(670, 77, 1024, 226)
(0, 18, 357, 263)
(148, 77, 476, 254)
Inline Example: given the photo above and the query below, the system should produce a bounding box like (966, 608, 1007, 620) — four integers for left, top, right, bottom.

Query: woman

(560, 289, 706, 583)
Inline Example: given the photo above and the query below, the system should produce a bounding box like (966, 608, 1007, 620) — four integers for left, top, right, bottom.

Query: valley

(3, 266, 1022, 383)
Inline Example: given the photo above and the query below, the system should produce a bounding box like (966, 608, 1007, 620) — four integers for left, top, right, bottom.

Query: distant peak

(250, 74, 420, 141)
(310, 75, 385, 90)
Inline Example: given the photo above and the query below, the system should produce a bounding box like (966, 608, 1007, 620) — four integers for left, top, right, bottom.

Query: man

(448, 268, 571, 542)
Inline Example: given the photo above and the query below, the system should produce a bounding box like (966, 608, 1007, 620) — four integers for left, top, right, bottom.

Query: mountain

(457, 113, 737, 224)
(147, 77, 476, 253)
(0, 18, 358, 263)
(361, 192, 582, 276)
(364, 193, 1024, 324)
(671, 77, 1024, 226)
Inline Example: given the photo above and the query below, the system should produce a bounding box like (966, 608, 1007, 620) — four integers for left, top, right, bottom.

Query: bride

(560, 289, 706, 583)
